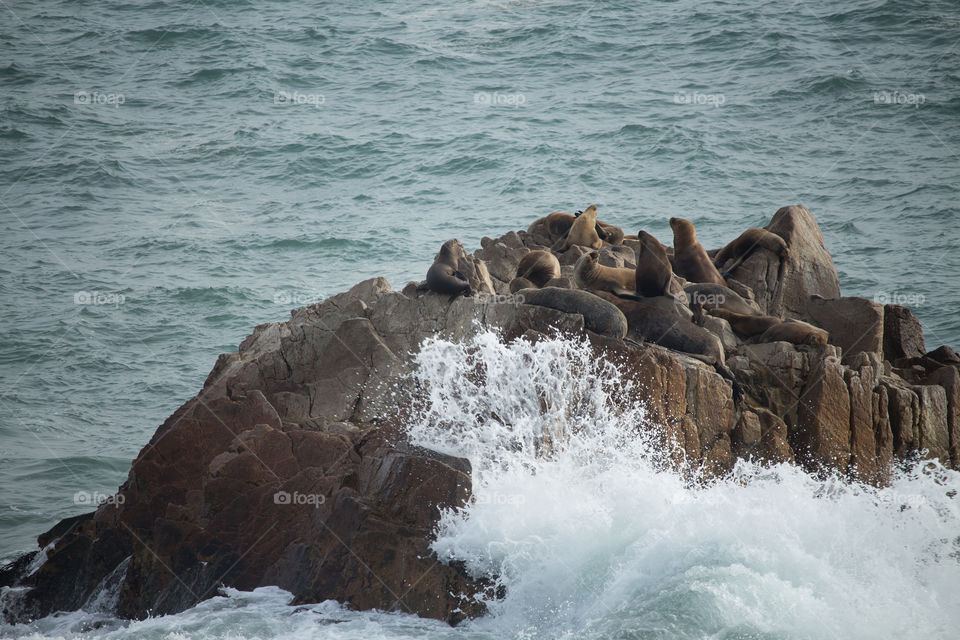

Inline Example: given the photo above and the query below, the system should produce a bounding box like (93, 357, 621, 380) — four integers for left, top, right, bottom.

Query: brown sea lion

(669, 217, 726, 285)
(593, 291, 742, 402)
(544, 211, 577, 238)
(555, 205, 603, 251)
(574, 251, 636, 297)
(422, 239, 472, 299)
(714, 228, 789, 274)
(708, 308, 782, 338)
(635, 231, 673, 297)
(517, 287, 628, 339)
(509, 277, 535, 293)
(757, 319, 828, 346)
(596, 220, 625, 246)
(515, 250, 561, 288)
(592, 291, 723, 362)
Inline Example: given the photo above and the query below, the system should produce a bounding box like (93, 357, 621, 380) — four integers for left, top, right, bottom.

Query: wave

(407, 331, 960, 639)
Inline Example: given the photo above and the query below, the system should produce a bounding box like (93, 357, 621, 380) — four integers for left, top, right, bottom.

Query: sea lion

(555, 205, 603, 251)
(514, 250, 561, 288)
(713, 228, 789, 274)
(596, 221, 625, 246)
(509, 277, 535, 293)
(422, 239, 472, 299)
(708, 308, 782, 338)
(669, 217, 726, 285)
(592, 291, 726, 366)
(544, 211, 577, 238)
(518, 287, 627, 339)
(574, 251, 637, 298)
(635, 231, 673, 297)
(682, 283, 760, 316)
(757, 319, 828, 346)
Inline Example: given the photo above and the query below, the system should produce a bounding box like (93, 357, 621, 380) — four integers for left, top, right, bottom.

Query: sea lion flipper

(611, 288, 642, 301)
(713, 363, 743, 405)
(448, 287, 472, 303)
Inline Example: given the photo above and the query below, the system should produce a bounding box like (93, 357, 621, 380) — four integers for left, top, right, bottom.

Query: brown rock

(685, 366, 735, 450)
(728, 205, 841, 319)
(846, 369, 878, 482)
(883, 304, 926, 361)
(913, 385, 950, 463)
(805, 296, 884, 365)
(873, 385, 894, 483)
(923, 366, 960, 467)
(884, 380, 920, 455)
(795, 354, 851, 471)
(756, 409, 795, 464)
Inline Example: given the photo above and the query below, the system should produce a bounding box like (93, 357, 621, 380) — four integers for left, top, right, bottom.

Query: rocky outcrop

(2, 205, 957, 626)
(727, 205, 841, 319)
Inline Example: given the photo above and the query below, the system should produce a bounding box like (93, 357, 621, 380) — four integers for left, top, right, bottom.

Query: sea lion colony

(422, 205, 830, 362)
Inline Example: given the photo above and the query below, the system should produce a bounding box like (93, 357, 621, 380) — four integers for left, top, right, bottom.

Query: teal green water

(1, 1, 959, 637)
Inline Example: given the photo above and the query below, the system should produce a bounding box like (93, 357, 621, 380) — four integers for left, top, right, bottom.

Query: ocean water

(1, 0, 959, 637)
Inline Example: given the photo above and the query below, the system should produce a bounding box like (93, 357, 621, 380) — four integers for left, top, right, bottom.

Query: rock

(846, 368, 878, 482)
(475, 239, 528, 285)
(805, 296, 884, 365)
(702, 315, 739, 352)
(734, 342, 817, 428)
(3, 207, 956, 629)
(926, 345, 960, 365)
(556, 244, 592, 266)
(873, 384, 894, 483)
(884, 379, 920, 456)
(685, 366, 735, 449)
(883, 305, 926, 361)
(796, 354, 851, 471)
(729, 205, 841, 319)
(452, 243, 496, 296)
(922, 366, 960, 467)
(756, 409, 795, 464)
(733, 408, 795, 465)
(597, 245, 636, 269)
(913, 385, 950, 462)
(732, 410, 762, 449)
(700, 434, 734, 479)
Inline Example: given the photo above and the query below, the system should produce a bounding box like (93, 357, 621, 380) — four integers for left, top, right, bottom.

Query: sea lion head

(669, 217, 696, 248)
(637, 230, 659, 252)
(438, 239, 462, 265)
(573, 251, 601, 285)
(581, 204, 598, 219)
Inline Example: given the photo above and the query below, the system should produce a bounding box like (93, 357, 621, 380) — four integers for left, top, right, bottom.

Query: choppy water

(1, 0, 959, 637)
